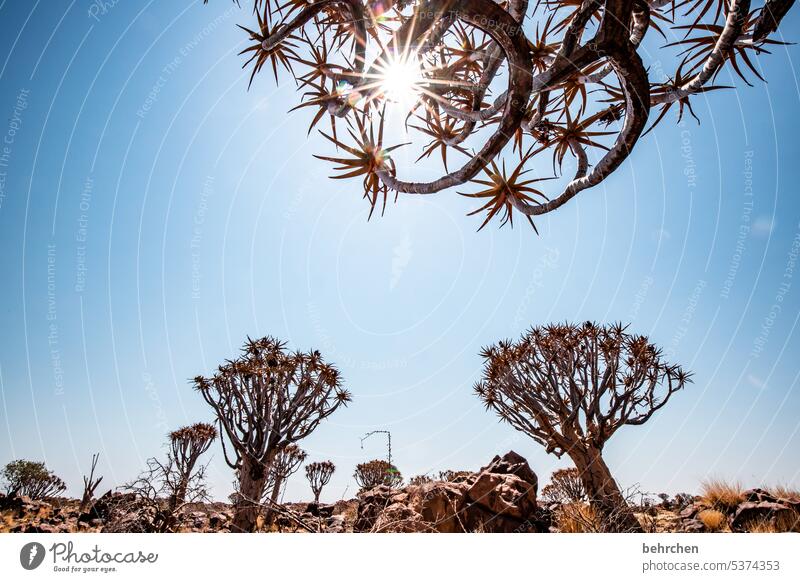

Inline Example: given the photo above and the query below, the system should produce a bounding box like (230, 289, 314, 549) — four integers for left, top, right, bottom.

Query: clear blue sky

(1, 1, 799, 503)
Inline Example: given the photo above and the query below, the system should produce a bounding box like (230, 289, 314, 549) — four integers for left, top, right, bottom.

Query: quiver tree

(305, 461, 336, 504)
(168, 422, 217, 511)
(354, 459, 403, 490)
(80, 453, 104, 512)
(121, 426, 215, 532)
(2, 460, 66, 499)
(262, 444, 307, 527)
(210, 0, 795, 229)
(193, 336, 352, 532)
(475, 322, 691, 531)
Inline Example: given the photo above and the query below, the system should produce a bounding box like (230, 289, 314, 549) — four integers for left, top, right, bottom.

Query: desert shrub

(409, 474, 433, 487)
(697, 509, 727, 532)
(2, 460, 66, 499)
(354, 460, 402, 490)
(437, 470, 471, 483)
(701, 479, 744, 513)
(541, 468, 587, 504)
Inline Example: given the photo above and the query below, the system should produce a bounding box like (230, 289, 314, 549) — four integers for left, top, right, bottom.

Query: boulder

(354, 451, 542, 533)
(730, 501, 797, 532)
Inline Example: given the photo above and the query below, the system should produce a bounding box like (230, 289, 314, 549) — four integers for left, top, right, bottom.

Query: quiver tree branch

(474, 321, 692, 531)
(193, 336, 351, 532)
(210, 0, 796, 230)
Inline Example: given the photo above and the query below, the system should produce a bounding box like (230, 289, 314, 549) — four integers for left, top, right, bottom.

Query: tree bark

(262, 475, 285, 530)
(569, 445, 642, 532)
(231, 456, 270, 532)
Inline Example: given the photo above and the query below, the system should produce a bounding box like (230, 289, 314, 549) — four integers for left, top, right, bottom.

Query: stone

(730, 501, 796, 532)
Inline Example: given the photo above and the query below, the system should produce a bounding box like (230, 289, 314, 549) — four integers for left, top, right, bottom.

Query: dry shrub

(701, 479, 744, 513)
(769, 485, 800, 500)
(554, 502, 601, 533)
(744, 510, 800, 533)
(697, 509, 726, 532)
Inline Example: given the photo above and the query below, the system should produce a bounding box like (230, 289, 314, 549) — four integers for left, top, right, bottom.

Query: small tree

(262, 444, 307, 527)
(2, 460, 66, 499)
(305, 461, 335, 504)
(80, 453, 104, 512)
(541, 468, 587, 505)
(475, 322, 691, 531)
(354, 459, 402, 491)
(194, 336, 351, 531)
(167, 423, 217, 511)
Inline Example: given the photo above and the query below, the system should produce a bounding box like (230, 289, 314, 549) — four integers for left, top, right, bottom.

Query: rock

(355, 451, 542, 533)
(326, 515, 346, 533)
(209, 512, 228, 528)
(730, 501, 796, 532)
(0, 495, 25, 513)
(463, 451, 538, 530)
(683, 518, 705, 533)
(679, 502, 705, 520)
(305, 502, 335, 518)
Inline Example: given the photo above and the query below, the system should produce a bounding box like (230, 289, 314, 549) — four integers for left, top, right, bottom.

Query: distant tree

(80, 453, 104, 512)
(541, 468, 587, 504)
(305, 461, 336, 504)
(2, 460, 66, 499)
(262, 444, 307, 527)
(475, 322, 691, 531)
(167, 423, 217, 511)
(194, 336, 351, 531)
(354, 459, 402, 491)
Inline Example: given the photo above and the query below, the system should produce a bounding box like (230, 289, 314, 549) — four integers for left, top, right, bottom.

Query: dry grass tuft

(697, 509, 727, 532)
(554, 502, 602, 533)
(769, 485, 800, 500)
(701, 479, 744, 512)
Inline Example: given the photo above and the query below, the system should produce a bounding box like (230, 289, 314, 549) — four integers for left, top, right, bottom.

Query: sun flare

(379, 54, 424, 107)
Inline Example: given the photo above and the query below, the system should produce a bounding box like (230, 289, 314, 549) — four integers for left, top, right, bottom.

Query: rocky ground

(2, 452, 797, 533)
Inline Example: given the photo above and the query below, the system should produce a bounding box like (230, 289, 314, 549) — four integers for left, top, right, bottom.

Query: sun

(379, 53, 424, 107)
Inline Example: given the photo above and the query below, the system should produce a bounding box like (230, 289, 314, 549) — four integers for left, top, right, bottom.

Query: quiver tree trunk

(569, 445, 641, 532)
(232, 456, 271, 532)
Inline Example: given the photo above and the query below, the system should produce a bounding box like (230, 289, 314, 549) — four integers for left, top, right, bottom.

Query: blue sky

(0, 1, 799, 503)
